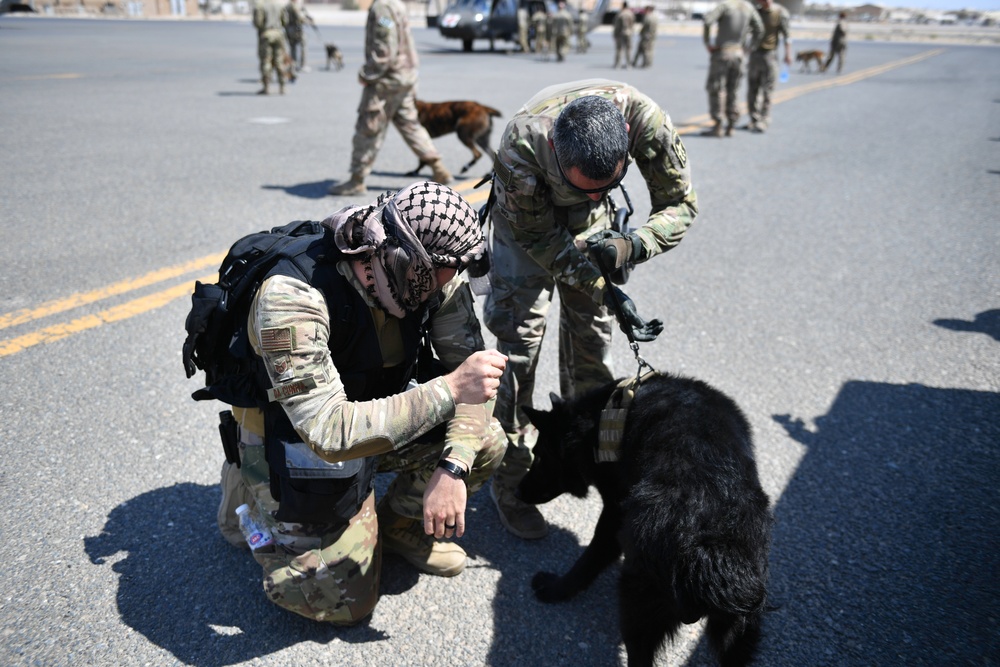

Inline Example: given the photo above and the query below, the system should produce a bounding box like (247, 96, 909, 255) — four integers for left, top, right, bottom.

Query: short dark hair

(552, 96, 629, 181)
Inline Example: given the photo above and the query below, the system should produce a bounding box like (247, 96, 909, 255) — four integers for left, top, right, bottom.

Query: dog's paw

(531, 571, 573, 603)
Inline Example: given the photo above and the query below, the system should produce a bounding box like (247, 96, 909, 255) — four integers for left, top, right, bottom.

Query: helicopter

(436, 0, 612, 53)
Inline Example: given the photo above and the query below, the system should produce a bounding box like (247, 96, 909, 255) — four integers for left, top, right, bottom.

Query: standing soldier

(284, 0, 313, 73)
(575, 6, 590, 53)
(531, 4, 549, 58)
(550, 1, 574, 62)
(484, 80, 698, 539)
(253, 0, 291, 96)
(517, 2, 531, 52)
(329, 0, 452, 196)
(612, 1, 635, 69)
(702, 0, 763, 137)
(746, 0, 791, 133)
(631, 3, 658, 69)
(822, 11, 848, 74)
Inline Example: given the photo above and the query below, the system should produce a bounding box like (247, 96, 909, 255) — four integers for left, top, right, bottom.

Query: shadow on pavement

(933, 308, 1000, 342)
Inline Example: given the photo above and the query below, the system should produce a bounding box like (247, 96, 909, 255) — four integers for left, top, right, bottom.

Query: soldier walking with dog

(746, 0, 791, 133)
(612, 1, 635, 69)
(822, 11, 848, 74)
(701, 0, 763, 137)
(284, 0, 314, 73)
(631, 3, 658, 69)
(575, 7, 590, 53)
(530, 4, 549, 57)
(208, 182, 509, 624)
(483, 80, 699, 538)
(329, 0, 452, 196)
(253, 0, 291, 95)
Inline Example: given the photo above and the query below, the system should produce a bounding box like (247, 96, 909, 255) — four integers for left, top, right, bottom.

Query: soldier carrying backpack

(182, 181, 507, 625)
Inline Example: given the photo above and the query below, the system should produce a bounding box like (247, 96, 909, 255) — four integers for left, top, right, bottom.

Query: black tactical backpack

(182, 219, 326, 408)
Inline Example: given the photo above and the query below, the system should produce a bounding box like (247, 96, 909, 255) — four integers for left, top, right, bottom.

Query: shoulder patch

(670, 130, 688, 170)
(267, 376, 318, 402)
(260, 326, 296, 353)
(378, 15, 394, 28)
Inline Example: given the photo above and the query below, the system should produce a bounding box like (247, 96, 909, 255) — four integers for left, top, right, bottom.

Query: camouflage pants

(614, 35, 632, 68)
(258, 29, 288, 84)
(348, 83, 440, 179)
(632, 37, 654, 68)
(287, 33, 305, 69)
(484, 200, 616, 492)
(706, 47, 746, 125)
(747, 49, 778, 126)
(553, 34, 570, 61)
(218, 413, 506, 624)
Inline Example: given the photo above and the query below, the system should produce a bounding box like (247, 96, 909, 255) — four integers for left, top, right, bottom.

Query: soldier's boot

(328, 174, 366, 196)
(703, 121, 723, 138)
(257, 79, 269, 95)
(725, 122, 734, 137)
(427, 158, 452, 185)
(490, 480, 548, 540)
(377, 498, 466, 577)
(279, 79, 286, 95)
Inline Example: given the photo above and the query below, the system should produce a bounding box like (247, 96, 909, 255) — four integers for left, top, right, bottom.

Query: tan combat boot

(490, 480, 548, 540)
(725, 122, 734, 137)
(257, 79, 269, 96)
(328, 174, 366, 196)
(427, 158, 452, 185)
(378, 498, 467, 577)
(702, 121, 723, 138)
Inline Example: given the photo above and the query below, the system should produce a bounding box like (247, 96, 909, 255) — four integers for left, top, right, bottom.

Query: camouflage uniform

(613, 5, 635, 69)
(218, 271, 506, 624)
(284, 1, 309, 71)
(253, 0, 290, 95)
(631, 6, 658, 68)
(530, 9, 549, 56)
(517, 6, 530, 52)
(702, 0, 763, 131)
(550, 5, 574, 62)
(347, 0, 443, 183)
(575, 10, 590, 53)
(747, 1, 790, 131)
(485, 79, 698, 493)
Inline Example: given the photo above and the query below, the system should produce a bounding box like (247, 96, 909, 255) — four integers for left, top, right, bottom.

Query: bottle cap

(235, 503, 250, 515)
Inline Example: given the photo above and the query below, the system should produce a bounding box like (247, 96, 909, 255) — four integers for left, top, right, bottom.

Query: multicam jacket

(491, 79, 698, 304)
(359, 0, 419, 87)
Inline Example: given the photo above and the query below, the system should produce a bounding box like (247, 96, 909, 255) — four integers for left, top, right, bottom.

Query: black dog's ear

(522, 405, 550, 430)
(548, 391, 564, 408)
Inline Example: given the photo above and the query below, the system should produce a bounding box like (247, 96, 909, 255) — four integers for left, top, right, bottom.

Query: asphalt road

(1, 15, 998, 667)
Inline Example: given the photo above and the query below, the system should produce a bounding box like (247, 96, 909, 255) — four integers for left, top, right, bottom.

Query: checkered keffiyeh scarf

(322, 181, 485, 318)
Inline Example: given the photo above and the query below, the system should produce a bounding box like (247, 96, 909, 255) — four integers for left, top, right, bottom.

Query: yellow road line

(16, 73, 84, 81)
(0, 252, 226, 331)
(0, 275, 215, 357)
(0, 48, 945, 358)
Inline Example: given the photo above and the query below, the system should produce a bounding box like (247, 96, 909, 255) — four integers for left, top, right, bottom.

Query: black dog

(325, 43, 344, 71)
(518, 372, 773, 667)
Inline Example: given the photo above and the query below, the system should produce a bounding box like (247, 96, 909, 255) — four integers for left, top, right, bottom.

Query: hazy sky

(882, 0, 999, 9)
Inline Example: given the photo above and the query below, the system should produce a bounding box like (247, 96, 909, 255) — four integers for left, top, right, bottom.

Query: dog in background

(325, 43, 344, 71)
(518, 372, 774, 667)
(408, 99, 502, 175)
(796, 49, 825, 73)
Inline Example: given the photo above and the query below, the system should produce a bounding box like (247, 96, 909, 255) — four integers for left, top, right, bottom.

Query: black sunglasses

(553, 147, 631, 195)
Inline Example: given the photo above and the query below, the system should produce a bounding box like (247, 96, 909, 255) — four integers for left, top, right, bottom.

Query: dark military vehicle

(436, 0, 609, 52)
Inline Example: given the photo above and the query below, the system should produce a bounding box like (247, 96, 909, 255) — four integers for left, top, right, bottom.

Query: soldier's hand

(586, 229, 642, 272)
(444, 350, 507, 404)
(424, 465, 468, 539)
(603, 286, 663, 342)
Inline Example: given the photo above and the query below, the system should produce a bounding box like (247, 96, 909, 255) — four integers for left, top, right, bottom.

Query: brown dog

(325, 43, 344, 71)
(796, 49, 825, 73)
(408, 99, 502, 175)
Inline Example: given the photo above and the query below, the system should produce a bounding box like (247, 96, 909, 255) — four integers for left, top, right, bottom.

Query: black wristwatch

(437, 459, 469, 480)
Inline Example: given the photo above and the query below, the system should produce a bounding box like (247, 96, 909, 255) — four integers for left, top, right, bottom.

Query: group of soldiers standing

(612, 2, 658, 69)
(517, 1, 591, 61)
(252, 0, 315, 95)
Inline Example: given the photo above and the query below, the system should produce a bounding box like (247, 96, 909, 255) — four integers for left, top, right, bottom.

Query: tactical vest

(256, 233, 428, 525)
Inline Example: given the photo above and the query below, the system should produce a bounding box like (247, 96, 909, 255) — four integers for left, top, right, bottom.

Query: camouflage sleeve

(702, 3, 721, 41)
(360, 2, 398, 82)
(428, 278, 493, 470)
(249, 274, 457, 463)
(494, 138, 608, 304)
(779, 8, 790, 43)
(626, 94, 699, 262)
(748, 6, 765, 50)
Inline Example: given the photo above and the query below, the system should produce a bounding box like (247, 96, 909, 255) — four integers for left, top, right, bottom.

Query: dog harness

(597, 368, 656, 462)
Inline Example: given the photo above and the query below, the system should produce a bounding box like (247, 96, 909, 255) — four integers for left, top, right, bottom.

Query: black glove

(586, 230, 643, 273)
(603, 285, 663, 342)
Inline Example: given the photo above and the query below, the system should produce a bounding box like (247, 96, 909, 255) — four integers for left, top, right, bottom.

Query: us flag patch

(260, 326, 295, 352)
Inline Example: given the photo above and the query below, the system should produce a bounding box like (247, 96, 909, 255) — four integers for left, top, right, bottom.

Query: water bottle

(779, 64, 790, 83)
(236, 503, 274, 551)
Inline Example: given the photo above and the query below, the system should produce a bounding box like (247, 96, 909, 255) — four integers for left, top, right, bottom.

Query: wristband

(436, 459, 469, 480)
